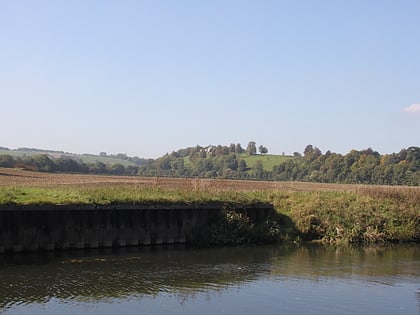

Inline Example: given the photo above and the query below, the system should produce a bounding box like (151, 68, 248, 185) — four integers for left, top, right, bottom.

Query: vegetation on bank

(0, 184, 418, 245)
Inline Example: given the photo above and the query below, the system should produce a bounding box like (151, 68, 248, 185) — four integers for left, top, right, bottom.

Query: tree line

(138, 143, 420, 185)
(1, 143, 419, 185)
(0, 154, 141, 175)
(272, 145, 420, 185)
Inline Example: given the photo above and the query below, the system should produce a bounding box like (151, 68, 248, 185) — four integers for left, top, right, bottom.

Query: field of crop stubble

(1, 167, 418, 193)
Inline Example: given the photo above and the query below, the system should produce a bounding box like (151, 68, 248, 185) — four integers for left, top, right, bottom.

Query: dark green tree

(246, 141, 257, 155)
(258, 145, 268, 154)
(235, 143, 245, 154)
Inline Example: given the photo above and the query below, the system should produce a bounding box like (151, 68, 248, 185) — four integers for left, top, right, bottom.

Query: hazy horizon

(1, 1, 419, 158)
(1, 142, 418, 159)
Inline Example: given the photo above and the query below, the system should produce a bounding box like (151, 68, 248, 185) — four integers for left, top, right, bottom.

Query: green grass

(270, 190, 419, 244)
(238, 154, 293, 171)
(0, 186, 262, 206)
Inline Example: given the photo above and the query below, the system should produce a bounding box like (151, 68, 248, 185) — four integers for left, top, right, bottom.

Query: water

(0, 244, 418, 315)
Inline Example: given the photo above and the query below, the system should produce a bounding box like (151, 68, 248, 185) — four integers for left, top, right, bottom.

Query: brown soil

(1, 168, 418, 195)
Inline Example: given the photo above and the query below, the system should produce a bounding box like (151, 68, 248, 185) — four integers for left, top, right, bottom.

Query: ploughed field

(0, 167, 417, 195)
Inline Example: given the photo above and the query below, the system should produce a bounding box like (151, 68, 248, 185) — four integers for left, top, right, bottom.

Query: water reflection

(0, 244, 419, 313)
(0, 245, 273, 308)
(270, 245, 420, 285)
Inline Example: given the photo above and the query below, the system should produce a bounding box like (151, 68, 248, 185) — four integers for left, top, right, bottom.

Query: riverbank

(0, 168, 418, 246)
(1, 185, 418, 246)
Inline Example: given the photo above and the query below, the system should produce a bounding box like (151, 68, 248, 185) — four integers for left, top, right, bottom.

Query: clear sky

(1, 0, 419, 158)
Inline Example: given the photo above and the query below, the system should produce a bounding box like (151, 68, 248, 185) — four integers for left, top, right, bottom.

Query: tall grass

(0, 184, 262, 206)
(270, 190, 419, 244)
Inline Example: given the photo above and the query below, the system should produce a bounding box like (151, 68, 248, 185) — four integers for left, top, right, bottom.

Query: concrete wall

(0, 203, 273, 253)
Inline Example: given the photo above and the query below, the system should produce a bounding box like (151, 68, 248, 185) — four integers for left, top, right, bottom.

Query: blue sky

(1, 0, 419, 158)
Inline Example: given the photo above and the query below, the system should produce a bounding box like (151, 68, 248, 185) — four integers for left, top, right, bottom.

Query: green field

(238, 154, 293, 171)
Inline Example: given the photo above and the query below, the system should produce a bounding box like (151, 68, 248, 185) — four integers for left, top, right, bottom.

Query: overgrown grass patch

(270, 191, 419, 244)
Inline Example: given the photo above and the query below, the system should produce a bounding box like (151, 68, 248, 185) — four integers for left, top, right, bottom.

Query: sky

(1, 0, 419, 158)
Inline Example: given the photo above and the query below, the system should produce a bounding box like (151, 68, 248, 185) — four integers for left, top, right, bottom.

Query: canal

(0, 244, 419, 315)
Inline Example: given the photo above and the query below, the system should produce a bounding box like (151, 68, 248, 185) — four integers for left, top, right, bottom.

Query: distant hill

(0, 147, 143, 167)
(137, 143, 295, 179)
(137, 143, 420, 185)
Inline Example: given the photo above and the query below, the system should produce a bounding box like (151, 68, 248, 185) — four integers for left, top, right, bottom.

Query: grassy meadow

(0, 168, 418, 244)
(238, 153, 293, 171)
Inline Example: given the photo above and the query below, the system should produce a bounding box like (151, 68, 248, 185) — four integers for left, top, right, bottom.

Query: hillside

(0, 148, 141, 167)
(138, 144, 420, 185)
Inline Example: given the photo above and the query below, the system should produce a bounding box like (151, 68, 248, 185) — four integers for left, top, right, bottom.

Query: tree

(235, 143, 245, 154)
(0, 155, 15, 168)
(246, 141, 257, 155)
(258, 145, 268, 154)
(253, 160, 265, 179)
(237, 159, 247, 172)
(304, 145, 314, 156)
(109, 163, 125, 175)
(90, 161, 107, 174)
(304, 145, 321, 161)
(116, 153, 128, 160)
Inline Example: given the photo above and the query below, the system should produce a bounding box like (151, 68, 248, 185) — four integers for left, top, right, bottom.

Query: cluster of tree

(138, 144, 419, 185)
(1, 143, 418, 186)
(272, 145, 420, 186)
(138, 142, 268, 178)
(138, 152, 250, 178)
(0, 154, 141, 175)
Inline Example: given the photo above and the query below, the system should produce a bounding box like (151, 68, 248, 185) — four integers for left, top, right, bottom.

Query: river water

(0, 244, 418, 315)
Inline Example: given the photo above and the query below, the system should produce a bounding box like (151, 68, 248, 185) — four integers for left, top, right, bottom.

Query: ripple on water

(0, 245, 419, 315)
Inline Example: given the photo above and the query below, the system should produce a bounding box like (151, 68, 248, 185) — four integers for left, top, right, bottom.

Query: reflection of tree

(417, 289, 420, 314)
(0, 245, 418, 311)
(0, 246, 279, 309)
(270, 245, 420, 284)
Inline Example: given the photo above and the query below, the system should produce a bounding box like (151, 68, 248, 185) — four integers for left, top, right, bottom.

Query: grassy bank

(0, 183, 418, 245)
(271, 190, 419, 244)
